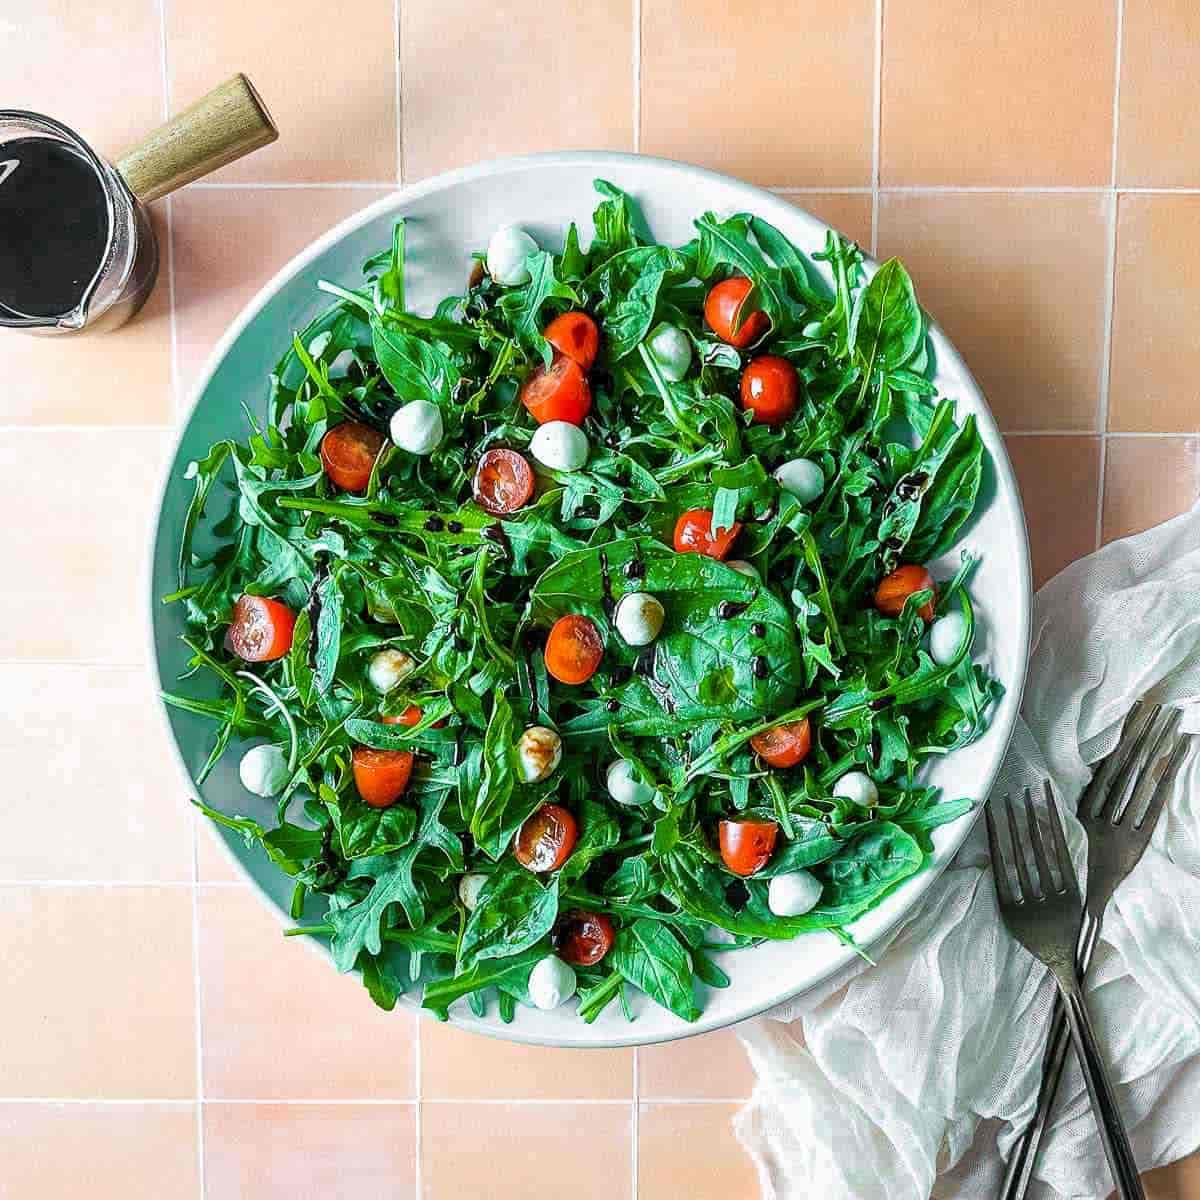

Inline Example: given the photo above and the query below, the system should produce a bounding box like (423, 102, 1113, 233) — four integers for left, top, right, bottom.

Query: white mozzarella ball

(774, 458, 825, 504)
(239, 744, 290, 798)
(517, 725, 562, 783)
(725, 559, 761, 582)
(486, 225, 539, 286)
(390, 399, 444, 456)
(833, 770, 879, 808)
(528, 955, 577, 1010)
(458, 872, 489, 911)
(768, 870, 823, 917)
(929, 610, 969, 666)
(367, 648, 416, 694)
(606, 758, 656, 807)
(645, 322, 692, 382)
(614, 591, 665, 647)
(530, 421, 589, 472)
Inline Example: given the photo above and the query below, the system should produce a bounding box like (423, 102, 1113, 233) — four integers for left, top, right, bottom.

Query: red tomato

(381, 704, 446, 729)
(672, 508, 741, 560)
(227, 594, 296, 662)
(741, 356, 798, 427)
(875, 564, 937, 622)
(319, 420, 386, 493)
(543, 311, 600, 371)
(718, 819, 779, 877)
(473, 448, 534, 516)
(352, 746, 415, 809)
(750, 718, 813, 769)
(544, 614, 604, 685)
(555, 909, 615, 966)
(704, 277, 770, 348)
(514, 803, 578, 872)
(520, 353, 592, 425)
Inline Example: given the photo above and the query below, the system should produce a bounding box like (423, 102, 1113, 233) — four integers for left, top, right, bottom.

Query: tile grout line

(632, 1049, 640, 1200)
(870, 0, 883, 255)
(632, 0, 642, 154)
(154, 0, 181, 423)
(415, 1022, 423, 1198)
(0, 1096, 750, 1106)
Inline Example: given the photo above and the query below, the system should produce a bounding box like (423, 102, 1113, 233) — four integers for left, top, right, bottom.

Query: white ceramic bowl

(149, 152, 1031, 1048)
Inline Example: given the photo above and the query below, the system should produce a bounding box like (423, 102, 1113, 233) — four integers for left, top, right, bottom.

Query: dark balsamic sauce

(423, 515, 445, 532)
(622, 557, 646, 582)
(481, 522, 511, 562)
(446, 520, 464, 534)
(598, 550, 616, 617)
(373, 512, 400, 528)
(716, 599, 749, 620)
(750, 622, 766, 638)
(519, 629, 542, 722)
(751, 656, 770, 680)
(634, 646, 677, 714)
(305, 556, 331, 671)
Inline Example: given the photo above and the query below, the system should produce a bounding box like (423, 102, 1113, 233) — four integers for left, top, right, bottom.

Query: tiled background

(3, 2, 1199, 1198)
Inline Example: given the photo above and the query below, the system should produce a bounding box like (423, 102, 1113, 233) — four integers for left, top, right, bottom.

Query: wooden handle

(116, 73, 277, 202)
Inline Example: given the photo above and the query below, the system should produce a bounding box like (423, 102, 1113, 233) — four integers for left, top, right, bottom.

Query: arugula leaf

(458, 860, 559, 970)
(609, 919, 700, 1021)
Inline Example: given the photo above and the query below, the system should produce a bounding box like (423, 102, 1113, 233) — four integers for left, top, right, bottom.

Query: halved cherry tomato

(750, 718, 813, 769)
(741, 355, 798, 427)
(704, 276, 770, 348)
(514, 803, 578, 872)
(544, 311, 600, 371)
(672, 508, 741, 560)
(352, 745, 415, 809)
(381, 704, 446, 729)
(875, 564, 937, 622)
(520, 353, 592, 425)
(319, 420, 386, 493)
(227, 594, 296, 662)
(473, 448, 534, 516)
(544, 614, 604, 685)
(718, 819, 779, 877)
(555, 909, 615, 966)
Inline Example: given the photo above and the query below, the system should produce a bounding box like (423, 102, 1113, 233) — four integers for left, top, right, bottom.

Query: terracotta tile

(0, 666, 192, 883)
(423, 1102, 631, 1200)
(641, 0, 874, 188)
(167, 0, 396, 183)
(639, 1102, 757, 1200)
(171, 187, 389, 397)
(1117, 0, 1200, 187)
(1109, 195, 1200, 433)
(0, 1103, 198, 1200)
(196, 815, 245, 883)
(198, 886, 416, 1098)
(0, 430, 169, 662)
(204, 1102, 415, 1198)
(1102, 437, 1200, 544)
(1005, 436, 1101, 588)
(402, 0, 633, 181)
(0, 886, 195, 1097)
(638, 1029, 755, 1100)
(787, 193, 874, 250)
(877, 193, 1110, 432)
(881, 0, 1117, 186)
(422, 1019, 633, 1100)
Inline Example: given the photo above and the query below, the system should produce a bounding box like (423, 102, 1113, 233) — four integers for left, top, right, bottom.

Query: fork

(1000, 703, 1189, 1200)
(986, 782, 1145, 1199)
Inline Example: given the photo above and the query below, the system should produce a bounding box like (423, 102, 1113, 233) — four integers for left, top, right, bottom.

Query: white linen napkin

(735, 504, 1200, 1200)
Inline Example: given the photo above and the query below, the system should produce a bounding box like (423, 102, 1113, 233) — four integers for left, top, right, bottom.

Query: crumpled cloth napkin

(735, 505, 1200, 1200)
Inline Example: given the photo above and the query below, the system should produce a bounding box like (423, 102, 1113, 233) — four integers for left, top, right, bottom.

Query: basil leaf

(458, 861, 559, 970)
(609, 919, 700, 1022)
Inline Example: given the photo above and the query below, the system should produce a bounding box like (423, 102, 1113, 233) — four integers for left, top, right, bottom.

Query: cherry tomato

(741, 355, 798, 427)
(381, 704, 446, 729)
(875, 564, 937, 622)
(672, 508, 741, 560)
(473, 448, 534, 516)
(227, 594, 296, 662)
(520, 353, 592, 425)
(543, 311, 600, 371)
(352, 746, 415, 809)
(544, 614, 604, 685)
(319, 420, 386, 493)
(718, 819, 779, 877)
(704, 276, 770, 348)
(555, 909, 615, 966)
(750, 718, 813, 769)
(514, 803, 578, 872)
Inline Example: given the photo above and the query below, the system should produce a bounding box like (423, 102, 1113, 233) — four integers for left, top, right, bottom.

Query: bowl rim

(146, 149, 1032, 1048)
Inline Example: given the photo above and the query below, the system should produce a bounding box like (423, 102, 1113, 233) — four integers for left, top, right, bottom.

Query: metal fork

(999, 704, 1190, 1200)
(986, 782, 1145, 1199)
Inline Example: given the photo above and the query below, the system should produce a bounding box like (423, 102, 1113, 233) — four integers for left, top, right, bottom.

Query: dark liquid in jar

(0, 136, 110, 319)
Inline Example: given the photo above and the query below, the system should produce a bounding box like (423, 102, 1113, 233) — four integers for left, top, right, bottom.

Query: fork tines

(987, 781, 1074, 905)
(1087, 704, 1184, 829)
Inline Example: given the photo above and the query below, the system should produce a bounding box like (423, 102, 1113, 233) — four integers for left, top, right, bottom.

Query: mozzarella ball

(390, 399, 443, 456)
(645, 322, 692, 382)
(774, 458, 825, 505)
(614, 592, 665, 647)
(606, 758, 656, 807)
(768, 870, 823, 917)
(486, 225, 539, 287)
(367, 648, 416, 694)
(725, 559, 761, 582)
(528, 955, 577, 1010)
(518, 725, 562, 783)
(458, 872, 489, 911)
(530, 421, 589, 472)
(930, 610, 969, 666)
(239, 744, 290, 798)
(833, 770, 879, 808)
